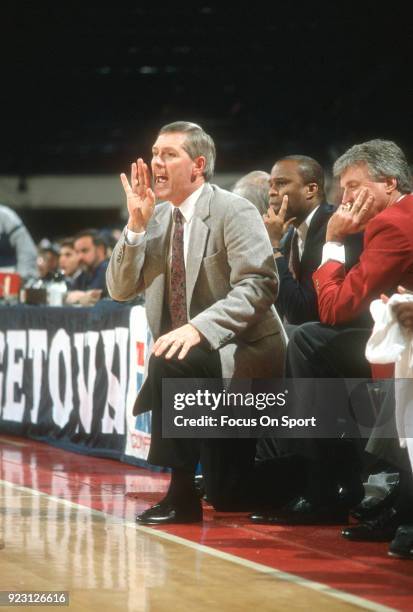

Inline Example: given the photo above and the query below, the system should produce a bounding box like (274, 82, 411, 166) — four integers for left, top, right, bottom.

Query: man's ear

(384, 177, 398, 194)
(192, 156, 206, 180)
(306, 182, 319, 199)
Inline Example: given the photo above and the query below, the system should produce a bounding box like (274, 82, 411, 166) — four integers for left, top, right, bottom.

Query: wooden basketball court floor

(1, 435, 413, 611)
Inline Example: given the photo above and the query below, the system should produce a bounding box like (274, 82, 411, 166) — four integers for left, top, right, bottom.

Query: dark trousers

(135, 345, 264, 510)
(283, 321, 372, 502)
(136, 345, 221, 469)
(285, 322, 372, 379)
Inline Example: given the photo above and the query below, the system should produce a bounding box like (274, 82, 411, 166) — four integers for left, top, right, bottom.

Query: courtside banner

(122, 305, 152, 464)
(0, 302, 132, 458)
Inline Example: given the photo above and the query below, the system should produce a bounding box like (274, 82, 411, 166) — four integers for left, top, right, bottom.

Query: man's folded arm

(313, 222, 412, 325)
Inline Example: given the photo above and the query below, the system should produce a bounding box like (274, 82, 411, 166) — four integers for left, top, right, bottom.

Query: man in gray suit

(107, 121, 285, 524)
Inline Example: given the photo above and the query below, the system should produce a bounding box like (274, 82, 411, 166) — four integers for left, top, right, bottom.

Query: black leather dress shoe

(388, 524, 413, 559)
(250, 496, 349, 526)
(342, 506, 407, 542)
(136, 498, 202, 525)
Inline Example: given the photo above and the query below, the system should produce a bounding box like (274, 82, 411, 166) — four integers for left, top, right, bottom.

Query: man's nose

(152, 155, 164, 167)
(341, 188, 353, 204)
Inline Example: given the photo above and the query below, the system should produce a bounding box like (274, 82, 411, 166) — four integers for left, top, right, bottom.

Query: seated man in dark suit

(263, 155, 363, 327)
(255, 156, 363, 465)
(66, 229, 109, 305)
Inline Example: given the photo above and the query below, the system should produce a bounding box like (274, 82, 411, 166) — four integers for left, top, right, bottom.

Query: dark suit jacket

(72, 259, 109, 296)
(314, 194, 413, 326)
(276, 203, 363, 324)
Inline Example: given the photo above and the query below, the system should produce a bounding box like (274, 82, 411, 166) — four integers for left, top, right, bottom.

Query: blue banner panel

(0, 301, 131, 459)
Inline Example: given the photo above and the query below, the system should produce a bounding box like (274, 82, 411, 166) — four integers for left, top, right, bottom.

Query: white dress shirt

(125, 184, 204, 266)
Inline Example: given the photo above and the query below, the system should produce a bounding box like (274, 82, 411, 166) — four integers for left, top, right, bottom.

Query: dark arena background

(2, 3, 412, 239)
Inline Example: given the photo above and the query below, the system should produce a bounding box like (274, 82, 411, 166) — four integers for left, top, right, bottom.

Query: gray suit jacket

(107, 183, 285, 380)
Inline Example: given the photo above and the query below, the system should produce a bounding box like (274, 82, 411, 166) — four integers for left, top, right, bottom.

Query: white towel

(365, 294, 413, 466)
(366, 294, 413, 366)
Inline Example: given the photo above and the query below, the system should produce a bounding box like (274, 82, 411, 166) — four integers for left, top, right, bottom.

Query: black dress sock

(165, 468, 197, 503)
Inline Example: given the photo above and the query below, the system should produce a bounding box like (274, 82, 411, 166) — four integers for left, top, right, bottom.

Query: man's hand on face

(262, 195, 296, 247)
(152, 324, 203, 360)
(326, 187, 374, 243)
(121, 158, 156, 233)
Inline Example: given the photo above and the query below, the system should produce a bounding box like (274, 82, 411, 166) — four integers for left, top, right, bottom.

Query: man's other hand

(393, 286, 413, 331)
(152, 324, 203, 360)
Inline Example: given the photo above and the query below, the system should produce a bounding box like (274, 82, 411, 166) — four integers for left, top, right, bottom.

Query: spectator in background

(37, 240, 60, 281)
(58, 238, 81, 287)
(100, 227, 123, 258)
(0, 204, 37, 279)
(72, 229, 108, 292)
(324, 171, 342, 206)
(232, 171, 270, 214)
(66, 229, 108, 305)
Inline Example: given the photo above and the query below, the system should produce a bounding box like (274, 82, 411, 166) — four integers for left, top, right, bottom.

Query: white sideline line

(0, 437, 27, 447)
(0, 479, 395, 612)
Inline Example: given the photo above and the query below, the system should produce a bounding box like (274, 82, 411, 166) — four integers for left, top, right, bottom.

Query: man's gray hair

(159, 121, 216, 181)
(333, 139, 412, 194)
(232, 171, 270, 215)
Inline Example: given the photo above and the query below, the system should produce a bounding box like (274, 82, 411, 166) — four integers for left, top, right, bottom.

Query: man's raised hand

(326, 188, 374, 242)
(120, 158, 155, 233)
(263, 195, 296, 247)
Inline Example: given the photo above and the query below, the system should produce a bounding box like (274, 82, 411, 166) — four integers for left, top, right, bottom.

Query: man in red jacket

(260, 139, 413, 526)
(314, 140, 413, 322)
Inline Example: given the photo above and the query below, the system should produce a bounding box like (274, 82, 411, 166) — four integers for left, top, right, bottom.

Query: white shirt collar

(170, 184, 205, 223)
(296, 205, 319, 243)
